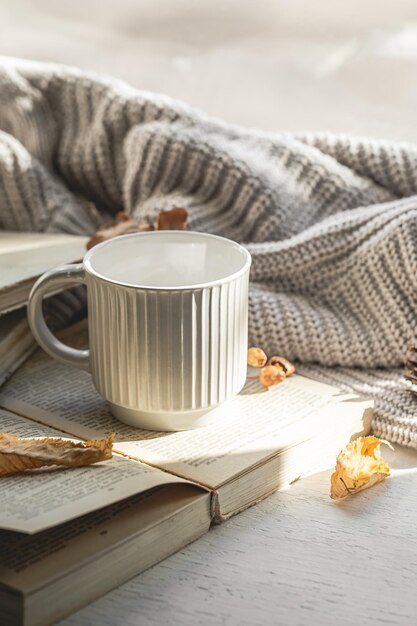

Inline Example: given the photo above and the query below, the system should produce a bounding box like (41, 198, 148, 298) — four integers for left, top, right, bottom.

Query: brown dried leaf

(0, 432, 114, 476)
(330, 436, 392, 500)
(157, 207, 188, 231)
(87, 208, 188, 250)
(87, 212, 153, 250)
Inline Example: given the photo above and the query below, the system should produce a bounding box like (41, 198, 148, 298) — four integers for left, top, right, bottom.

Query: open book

(0, 232, 88, 314)
(0, 324, 372, 626)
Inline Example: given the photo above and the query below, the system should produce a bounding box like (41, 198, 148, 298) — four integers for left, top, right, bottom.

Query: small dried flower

(330, 437, 392, 500)
(259, 364, 286, 388)
(267, 356, 296, 377)
(247, 347, 268, 368)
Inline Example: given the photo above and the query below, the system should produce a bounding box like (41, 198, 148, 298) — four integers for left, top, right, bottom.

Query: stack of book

(0, 232, 373, 626)
(0, 231, 88, 386)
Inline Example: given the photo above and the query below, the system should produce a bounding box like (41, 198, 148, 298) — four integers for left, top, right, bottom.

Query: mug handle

(27, 263, 90, 371)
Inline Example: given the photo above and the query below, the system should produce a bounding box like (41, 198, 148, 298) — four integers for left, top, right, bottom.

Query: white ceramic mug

(27, 231, 251, 431)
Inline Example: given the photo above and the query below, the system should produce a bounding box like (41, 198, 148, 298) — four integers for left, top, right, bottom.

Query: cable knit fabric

(0, 57, 416, 446)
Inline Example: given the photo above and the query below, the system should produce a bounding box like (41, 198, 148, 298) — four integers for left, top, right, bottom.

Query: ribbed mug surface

(87, 273, 249, 418)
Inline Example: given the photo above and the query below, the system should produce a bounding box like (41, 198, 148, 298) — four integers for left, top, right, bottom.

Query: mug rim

(83, 230, 252, 291)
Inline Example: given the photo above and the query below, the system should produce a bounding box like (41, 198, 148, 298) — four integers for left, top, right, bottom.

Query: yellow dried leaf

(330, 436, 392, 500)
(0, 432, 114, 476)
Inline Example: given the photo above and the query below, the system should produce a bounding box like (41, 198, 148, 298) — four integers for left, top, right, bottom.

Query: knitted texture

(0, 58, 416, 446)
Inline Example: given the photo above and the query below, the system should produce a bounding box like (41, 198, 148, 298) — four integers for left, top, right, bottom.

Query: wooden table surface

(61, 444, 417, 626)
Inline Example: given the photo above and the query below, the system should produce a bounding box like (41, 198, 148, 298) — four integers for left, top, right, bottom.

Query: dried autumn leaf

(330, 436, 392, 500)
(157, 207, 188, 231)
(0, 432, 114, 476)
(87, 207, 189, 249)
(87, 212, 153, 250)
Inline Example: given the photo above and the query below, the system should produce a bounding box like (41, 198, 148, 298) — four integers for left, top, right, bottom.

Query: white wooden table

(61, 444, 417, 626)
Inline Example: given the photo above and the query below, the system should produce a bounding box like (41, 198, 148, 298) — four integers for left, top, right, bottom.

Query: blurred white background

(1, 0, 417, 140)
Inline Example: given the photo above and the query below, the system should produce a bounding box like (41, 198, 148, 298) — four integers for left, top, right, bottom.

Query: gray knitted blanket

(0, 57, 416, 447)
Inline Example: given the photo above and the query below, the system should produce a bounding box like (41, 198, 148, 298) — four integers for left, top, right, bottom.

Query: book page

(0, 346, 370, 488)
(0, 408, 192, 533)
